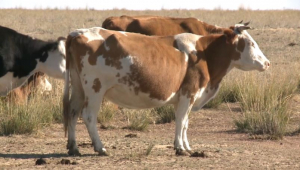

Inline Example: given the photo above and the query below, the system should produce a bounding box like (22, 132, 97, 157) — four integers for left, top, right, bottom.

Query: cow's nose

(266, 61, 270, 67)
(265, 60, 270, 69)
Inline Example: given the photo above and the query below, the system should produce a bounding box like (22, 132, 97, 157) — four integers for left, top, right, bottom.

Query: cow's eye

(251, 42, 255, 47)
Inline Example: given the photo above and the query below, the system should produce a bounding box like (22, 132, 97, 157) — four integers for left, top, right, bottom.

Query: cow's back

(102, 16, 217, 36)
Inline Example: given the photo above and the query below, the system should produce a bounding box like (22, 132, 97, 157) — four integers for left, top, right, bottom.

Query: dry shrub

(123, 109, 153, 131)
(97, 101, 117, 125)
(0, 78, 63, 135)
(234, 67, 299, 139)
(154, 105, 175, 123)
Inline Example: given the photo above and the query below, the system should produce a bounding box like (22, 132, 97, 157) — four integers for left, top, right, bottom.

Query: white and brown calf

(5, 72, 52, 104)
(63, 23, 270, 156)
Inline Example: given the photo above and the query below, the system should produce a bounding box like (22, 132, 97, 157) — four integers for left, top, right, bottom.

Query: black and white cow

(0, 25, 66, 95)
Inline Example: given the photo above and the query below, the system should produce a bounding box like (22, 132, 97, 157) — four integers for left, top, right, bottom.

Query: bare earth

(1, 101, 300, 169)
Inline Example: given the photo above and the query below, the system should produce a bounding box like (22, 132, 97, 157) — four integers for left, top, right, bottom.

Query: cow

(0, 25, 66, 96)
(63, 22, 270, 156)
(102, 15, 230, 36)
(5, 72, 52, 104)
(102, 15, 232, 110)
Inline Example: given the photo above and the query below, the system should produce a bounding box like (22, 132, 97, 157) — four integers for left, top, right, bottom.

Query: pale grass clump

(97, 101, 118, 125)
(123, 109, 154, 131)
(0, 78, 63, 136)
(154, 105, 175, 123)
(0, 95, 62, 135)
(234, 67, 299, 139)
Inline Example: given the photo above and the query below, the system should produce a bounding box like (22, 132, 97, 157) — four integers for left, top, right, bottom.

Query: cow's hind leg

(81, 90, 108, 156)
(67, 92, 84, 156)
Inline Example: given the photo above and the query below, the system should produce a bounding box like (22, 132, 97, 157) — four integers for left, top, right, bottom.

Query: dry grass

(97, 101, 117, 126)
(154, 105, 175, 123)
(0, 81, 63, 135)
(123, 109, 153, 131)
(234, 67, 299, 139)
(0, 9, 299, 137)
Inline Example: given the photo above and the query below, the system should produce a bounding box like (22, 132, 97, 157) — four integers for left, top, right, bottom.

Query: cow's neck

(201, 34, 237, 89)
(15, 35, 47, 59)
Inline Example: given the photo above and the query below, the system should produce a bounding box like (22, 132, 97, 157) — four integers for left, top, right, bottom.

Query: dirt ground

(1, 100, 300, 170)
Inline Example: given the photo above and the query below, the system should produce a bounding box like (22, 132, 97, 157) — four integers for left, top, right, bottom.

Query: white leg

(81, 91, 108, 156)
(182, 119, 192, 152)
(174, 96, 193, 156)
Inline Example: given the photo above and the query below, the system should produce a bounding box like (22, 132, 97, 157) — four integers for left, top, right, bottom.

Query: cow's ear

(235, 26, 252, 34)
(233, 22, 253, 34)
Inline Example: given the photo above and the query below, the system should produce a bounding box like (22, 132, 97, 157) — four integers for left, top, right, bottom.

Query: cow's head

(39, 37, 67, 80)
(38, 75, 52, 94)
(229, 22, 270, 72)
(26, 72, 52, 94)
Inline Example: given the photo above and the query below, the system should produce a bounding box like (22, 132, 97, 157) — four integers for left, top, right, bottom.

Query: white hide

(232, 30, 270, 72)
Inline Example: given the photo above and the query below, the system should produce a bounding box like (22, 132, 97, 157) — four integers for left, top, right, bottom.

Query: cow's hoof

(98, 149, 109, 156)
(186, 150, 194, 154)
(68, 149, 81, 156)
(175, 149, 190, 156)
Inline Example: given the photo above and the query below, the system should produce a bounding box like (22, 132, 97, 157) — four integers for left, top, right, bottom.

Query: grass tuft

(98, 101, 117, 126)
(145, 143, 155, 156)
(154, 105, 175, 123)
(234, 70, 298, 139)
(0, 82, 63, 136)
(0, 111, 36, 135)
(123, 109, 153, 131)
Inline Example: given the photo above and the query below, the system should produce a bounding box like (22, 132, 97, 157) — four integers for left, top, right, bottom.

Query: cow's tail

(63, 35, 72, 137)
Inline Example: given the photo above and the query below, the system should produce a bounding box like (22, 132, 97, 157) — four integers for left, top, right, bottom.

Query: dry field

(0, 9, 300, 169)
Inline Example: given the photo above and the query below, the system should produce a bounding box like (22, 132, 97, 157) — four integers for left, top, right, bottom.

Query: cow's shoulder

(174, 33, 202, 54)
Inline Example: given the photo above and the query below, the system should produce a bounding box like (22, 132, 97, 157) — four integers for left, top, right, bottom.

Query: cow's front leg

(182, 119, 192, 154)
(174, 95, 193, 156)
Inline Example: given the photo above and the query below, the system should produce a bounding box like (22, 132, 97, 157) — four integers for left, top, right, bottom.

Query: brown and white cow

(6, 72, 52, 104)
(102, 15, 230, 36)
(63, 23, 270, 156)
